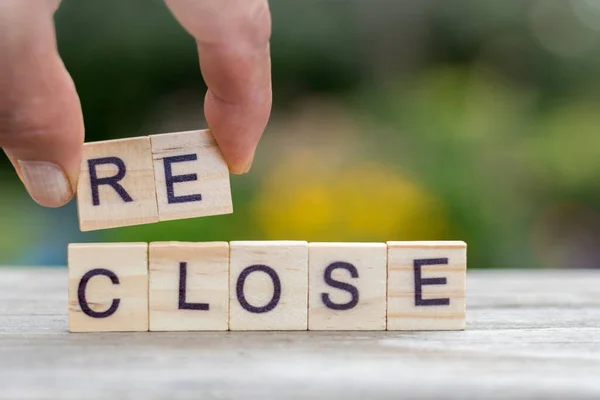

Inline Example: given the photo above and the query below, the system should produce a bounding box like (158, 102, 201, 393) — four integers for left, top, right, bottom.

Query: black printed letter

(163, 154, 202, 204)
(413, 258, 450, 306)
(88, 157, 133, 206)
(178, 262, 209, 310)
(236, 265, 281, 313)
(321, 262, 359, 310)
(78, 268, 120, 318)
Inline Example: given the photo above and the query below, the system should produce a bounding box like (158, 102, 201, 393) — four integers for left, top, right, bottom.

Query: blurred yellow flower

(253, 148, 449, 242)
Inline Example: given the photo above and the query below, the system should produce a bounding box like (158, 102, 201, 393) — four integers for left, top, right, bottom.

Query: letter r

(88, 157, 133, 206)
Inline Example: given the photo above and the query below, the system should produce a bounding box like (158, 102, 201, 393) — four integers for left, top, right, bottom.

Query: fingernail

(17, 160, 73, 207)
(240, 155, 255, 174)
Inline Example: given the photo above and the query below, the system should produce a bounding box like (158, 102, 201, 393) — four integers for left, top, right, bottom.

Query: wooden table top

(0, 267, 599, 399)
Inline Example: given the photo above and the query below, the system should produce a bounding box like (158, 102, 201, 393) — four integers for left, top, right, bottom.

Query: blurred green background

(2, 0, 600, 269)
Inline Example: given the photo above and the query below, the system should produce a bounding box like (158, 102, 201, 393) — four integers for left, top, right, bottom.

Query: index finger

(164, 0, 272, 174)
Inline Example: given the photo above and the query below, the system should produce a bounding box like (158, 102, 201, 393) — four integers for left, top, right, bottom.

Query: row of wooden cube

(77, 129, 233, 232)
(68, 241, 467, 332)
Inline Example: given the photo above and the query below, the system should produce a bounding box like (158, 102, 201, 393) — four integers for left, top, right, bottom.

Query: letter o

(236, 264, 281, 313)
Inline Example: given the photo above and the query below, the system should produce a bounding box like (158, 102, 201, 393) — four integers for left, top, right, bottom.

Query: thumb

(0, 1, 84, 208)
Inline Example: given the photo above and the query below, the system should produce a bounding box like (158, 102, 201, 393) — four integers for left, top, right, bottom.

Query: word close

(68, 241, 467, 332)
(77, 129, 232, 231)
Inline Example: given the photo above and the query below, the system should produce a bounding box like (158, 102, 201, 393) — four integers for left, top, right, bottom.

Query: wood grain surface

(77, 137, 159, 231)
(150, 130, 233, 221)
(68, 243, 149, 332)
(308, 242, 387, 331)
(229, 241, 309, 331)
(149, 241, 230, 331)
(0, 268, 599, 399)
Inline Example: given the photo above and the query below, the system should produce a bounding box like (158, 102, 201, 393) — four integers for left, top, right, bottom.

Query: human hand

(0, 0, 272, 207)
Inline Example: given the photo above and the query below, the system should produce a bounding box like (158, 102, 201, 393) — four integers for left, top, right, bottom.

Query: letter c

(77, 268, 121, 318)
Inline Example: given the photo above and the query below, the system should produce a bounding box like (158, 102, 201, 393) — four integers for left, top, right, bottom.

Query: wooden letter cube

(77, 137, 159, 231)
(149, 242, 229, 331)
(386, 241, 466, 331)
(150, 130, 233, 221)
(68, 243, 149, 332)
(308, 243, 387, 330)
(229, 241, 308, 331)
